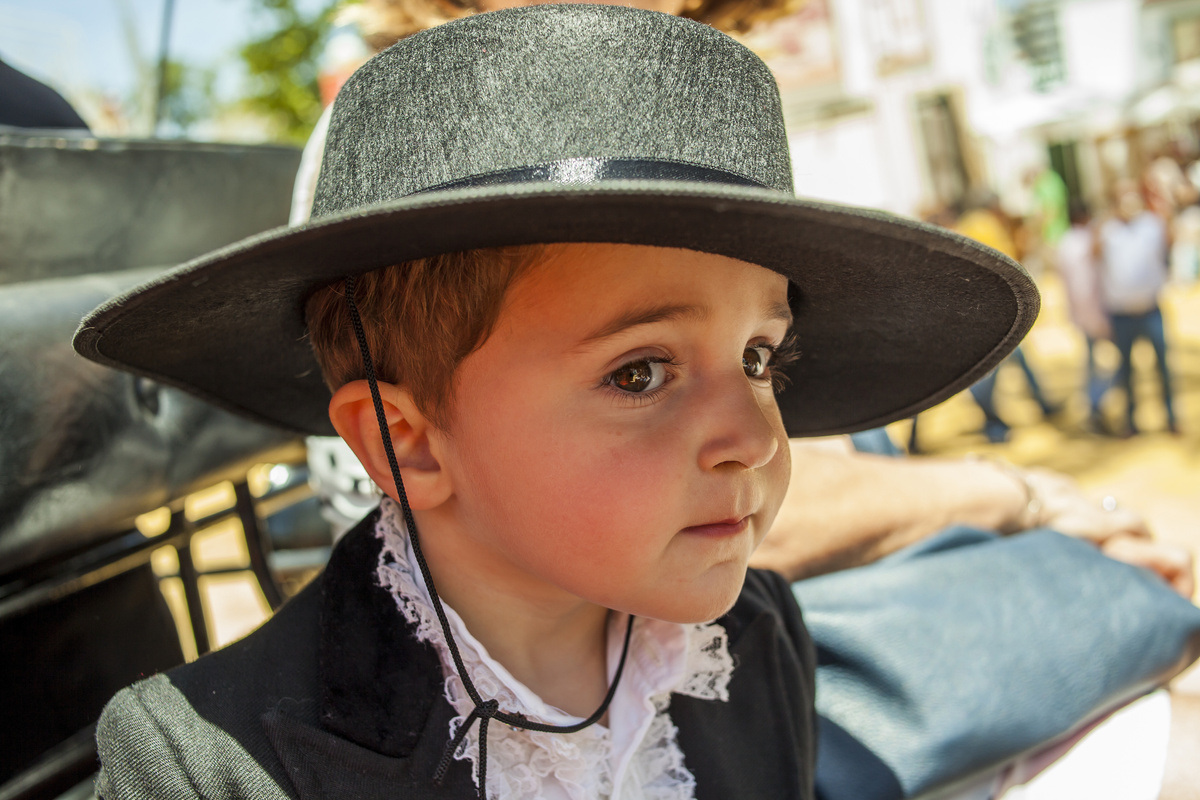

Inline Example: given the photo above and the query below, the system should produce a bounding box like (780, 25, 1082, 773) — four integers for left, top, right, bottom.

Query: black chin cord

(343, 276, 634, 799)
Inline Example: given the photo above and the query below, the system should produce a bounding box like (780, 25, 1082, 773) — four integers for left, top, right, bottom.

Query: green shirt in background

(1033, 169, 1069, 245)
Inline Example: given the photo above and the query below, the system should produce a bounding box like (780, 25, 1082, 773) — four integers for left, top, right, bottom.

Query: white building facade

(765, 0, 1200, 217)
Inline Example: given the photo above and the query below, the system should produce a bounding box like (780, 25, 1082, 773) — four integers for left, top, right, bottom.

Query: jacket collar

(264, 508, 479, 798)
(317, 506, 444, 757)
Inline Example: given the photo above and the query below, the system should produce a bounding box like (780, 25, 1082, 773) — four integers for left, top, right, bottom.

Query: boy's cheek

(759, 401, 792, 477)
(753, 427, 793, 535)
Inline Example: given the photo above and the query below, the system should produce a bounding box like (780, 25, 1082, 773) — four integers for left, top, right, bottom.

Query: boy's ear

(328, 380, 451, 510)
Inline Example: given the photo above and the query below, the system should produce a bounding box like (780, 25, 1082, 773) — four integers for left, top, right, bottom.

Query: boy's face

(1116, 189, 1144, 221)
(432, 243, 793, 623)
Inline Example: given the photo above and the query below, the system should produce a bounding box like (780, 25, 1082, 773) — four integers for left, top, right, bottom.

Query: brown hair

(304, 246, 541, 428)
(344, 0, 803, 47)
(685, 0, 804, 35)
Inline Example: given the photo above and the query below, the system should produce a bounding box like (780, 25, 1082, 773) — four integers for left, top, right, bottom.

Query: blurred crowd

(922, 152, 1200, 443)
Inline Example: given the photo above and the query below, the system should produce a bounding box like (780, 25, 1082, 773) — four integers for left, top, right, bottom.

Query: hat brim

(74, 180, 1038, 438)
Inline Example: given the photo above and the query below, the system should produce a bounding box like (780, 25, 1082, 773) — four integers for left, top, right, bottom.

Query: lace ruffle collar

(372, 498, 734, 800)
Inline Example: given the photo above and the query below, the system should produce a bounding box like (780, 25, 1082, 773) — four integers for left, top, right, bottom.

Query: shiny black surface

(0, 269, 299, 576)
(0, 133, 300, 285)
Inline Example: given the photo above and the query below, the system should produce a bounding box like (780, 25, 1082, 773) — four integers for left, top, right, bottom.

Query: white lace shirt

(372, 499, 735, 800)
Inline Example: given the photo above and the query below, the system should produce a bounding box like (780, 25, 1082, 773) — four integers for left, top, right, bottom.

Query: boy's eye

(743, 346, 772, 379)
(608, 359, 668, 393)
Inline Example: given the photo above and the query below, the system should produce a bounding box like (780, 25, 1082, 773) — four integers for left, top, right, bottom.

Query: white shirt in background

(1099, 212, 1168, 315)
(1056, 225, 1110, 340)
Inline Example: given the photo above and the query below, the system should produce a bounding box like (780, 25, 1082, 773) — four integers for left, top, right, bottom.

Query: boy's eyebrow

(578, 303, 708, 347)
(576, 300, 794, 348)
(766, 300, 794, 327)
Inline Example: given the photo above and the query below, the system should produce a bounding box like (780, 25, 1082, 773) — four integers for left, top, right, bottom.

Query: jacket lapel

(263, 509, 477, 798)
(262, 699, 474, 799)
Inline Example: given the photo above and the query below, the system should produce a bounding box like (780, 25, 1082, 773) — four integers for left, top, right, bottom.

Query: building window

(862, 0, 930, 76)
(1009, 1, 1065, 92)
(1048, 140, 1083, 205)
(1171, 14, 1200, 64)
(916, 92, 971, 209)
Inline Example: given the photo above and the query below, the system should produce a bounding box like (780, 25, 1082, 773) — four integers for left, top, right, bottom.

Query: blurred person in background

(1056, 199, 1113, 433)
(1169, 196, 1200, 285)
(1022, 164, 1069, 273)
(1168, 152, 1200, 284)
(1096, 178, 1178, 436)
(1145, 146, 1200, 283)
(953, 188, 1058, 443)
(1144, 145, 1198, 220)
(289, 5, 1200, 799)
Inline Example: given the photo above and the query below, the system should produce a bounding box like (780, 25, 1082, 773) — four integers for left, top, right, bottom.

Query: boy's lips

(680, 516, 751, 537)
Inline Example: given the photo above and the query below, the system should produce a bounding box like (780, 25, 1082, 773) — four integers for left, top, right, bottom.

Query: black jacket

(96, 508, 817, 799)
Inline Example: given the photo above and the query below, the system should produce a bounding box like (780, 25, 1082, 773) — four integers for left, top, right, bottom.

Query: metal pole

(153, 0, 177, 133)
(234, 480, 285, 610)
(172, 510, 211, 656)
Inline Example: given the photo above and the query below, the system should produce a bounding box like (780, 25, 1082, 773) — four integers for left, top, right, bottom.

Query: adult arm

(751, 438, 1150, 581)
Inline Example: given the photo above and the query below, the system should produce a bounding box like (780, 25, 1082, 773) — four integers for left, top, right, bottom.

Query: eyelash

(762, 332, 801, 392)
(601, 331, 801, 404)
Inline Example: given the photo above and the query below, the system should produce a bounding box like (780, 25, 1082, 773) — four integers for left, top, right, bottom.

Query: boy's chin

(634, 575, 747, 625)
(654, 604, 739, 626)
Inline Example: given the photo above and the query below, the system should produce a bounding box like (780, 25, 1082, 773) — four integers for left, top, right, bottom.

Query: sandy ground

(177, 275, 1200, 691)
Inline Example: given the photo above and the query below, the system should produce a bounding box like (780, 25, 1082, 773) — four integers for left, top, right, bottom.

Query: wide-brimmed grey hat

(75, 3, 1038, 438)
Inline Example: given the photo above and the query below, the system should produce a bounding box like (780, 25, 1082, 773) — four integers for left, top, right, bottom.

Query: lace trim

(677, 624, 733, 703)
(373, 499, 733, 800)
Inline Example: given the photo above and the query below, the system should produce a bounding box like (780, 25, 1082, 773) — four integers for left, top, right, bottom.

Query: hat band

(419, 156, 770, 194)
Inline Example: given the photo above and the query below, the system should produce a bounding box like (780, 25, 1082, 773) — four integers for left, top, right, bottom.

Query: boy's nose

(695, 378, 781, 472)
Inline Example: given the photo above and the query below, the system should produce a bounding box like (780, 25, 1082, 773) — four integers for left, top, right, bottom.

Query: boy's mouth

(680, 516, 751, 537)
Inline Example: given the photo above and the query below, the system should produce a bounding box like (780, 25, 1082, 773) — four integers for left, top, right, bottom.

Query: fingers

(1040, 502, 1150, 545)
(1104, 507, 1152, 539)
(1022, 467, 1150, 543)
(1101, 534, 1197, 599)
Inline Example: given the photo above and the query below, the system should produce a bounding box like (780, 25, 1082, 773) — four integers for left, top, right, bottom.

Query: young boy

(76, 5, 1036, 799)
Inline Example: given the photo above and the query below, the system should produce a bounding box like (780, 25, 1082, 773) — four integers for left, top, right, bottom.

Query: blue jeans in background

(1110, 306, 1176, 433)
(969, 346, 1055, 443)
(1084, 336, 1112, 420)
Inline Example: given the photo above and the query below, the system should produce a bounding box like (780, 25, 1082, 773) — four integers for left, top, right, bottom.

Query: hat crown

(312, 4, 793, 218)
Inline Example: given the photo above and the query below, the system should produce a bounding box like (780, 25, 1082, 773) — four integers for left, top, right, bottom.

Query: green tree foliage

(240, 0, 340, 144)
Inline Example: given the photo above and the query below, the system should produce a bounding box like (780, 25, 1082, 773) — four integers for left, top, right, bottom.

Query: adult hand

(1021, 469, 1194, 597)
(1101, 533, 1196, 598)
(1022, 468, 1150, 543)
